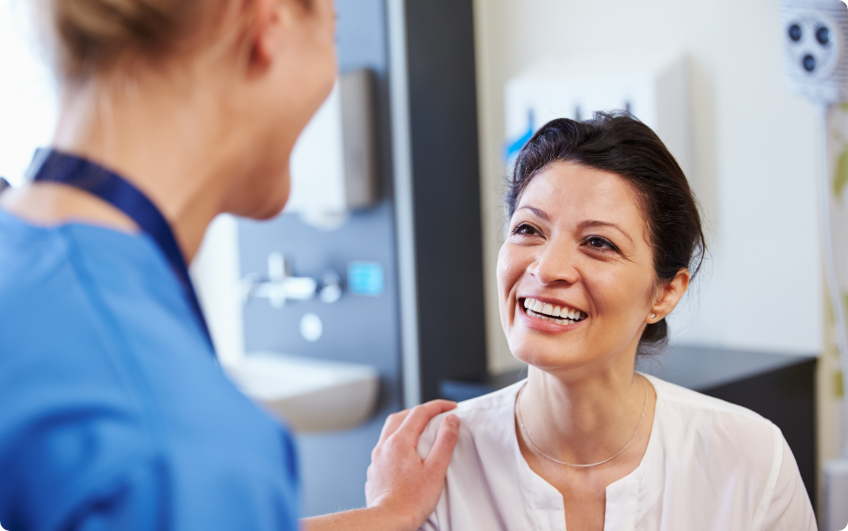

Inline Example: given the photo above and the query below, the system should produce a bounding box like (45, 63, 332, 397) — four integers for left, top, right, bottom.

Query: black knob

(789, 23, 802, 42)
(816, 26, 830, 45)
(803, 54, 816, 72)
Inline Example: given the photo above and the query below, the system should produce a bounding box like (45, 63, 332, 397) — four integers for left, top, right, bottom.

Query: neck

(47, 74, 243, 262)
(519, 359, 649, 465)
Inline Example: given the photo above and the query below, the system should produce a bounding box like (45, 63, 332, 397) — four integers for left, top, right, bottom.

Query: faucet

(240, 252, 342, 308)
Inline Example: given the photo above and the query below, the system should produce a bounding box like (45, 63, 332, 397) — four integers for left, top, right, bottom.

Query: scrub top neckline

(510, 372, 662, 531)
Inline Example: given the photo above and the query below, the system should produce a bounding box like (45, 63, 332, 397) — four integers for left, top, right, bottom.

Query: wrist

(368, 502, 422, 531)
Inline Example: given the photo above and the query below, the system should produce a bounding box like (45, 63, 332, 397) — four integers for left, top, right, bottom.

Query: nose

(528, 240, 579, 286)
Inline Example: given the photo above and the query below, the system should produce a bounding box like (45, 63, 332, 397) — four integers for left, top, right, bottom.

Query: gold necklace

(515, 375, 649, 468)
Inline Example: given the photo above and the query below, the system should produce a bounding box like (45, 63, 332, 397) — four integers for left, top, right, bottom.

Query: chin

(232, 186, 290, 221)
(238, 165, 291, 220)
(253, 189, 291, 220)
(509, 335, 598, 373)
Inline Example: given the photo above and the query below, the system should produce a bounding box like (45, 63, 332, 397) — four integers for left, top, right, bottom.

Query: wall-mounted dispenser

(285, 69, 379, 230)
(503, 50, 690, 179)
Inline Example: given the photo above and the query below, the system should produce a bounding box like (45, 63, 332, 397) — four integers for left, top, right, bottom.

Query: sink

(224, 351, 380, 433)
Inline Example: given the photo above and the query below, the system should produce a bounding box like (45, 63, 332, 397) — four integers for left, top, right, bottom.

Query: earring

(650, 313, 656, 319)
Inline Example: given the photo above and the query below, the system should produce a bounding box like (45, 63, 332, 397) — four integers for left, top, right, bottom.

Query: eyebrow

(578, 220, 634, 243)
(516, 206, 633, 244)
(516, 206, 550, 221)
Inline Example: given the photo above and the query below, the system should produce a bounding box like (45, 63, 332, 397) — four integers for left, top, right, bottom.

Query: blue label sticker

(348, 262, 385, 297)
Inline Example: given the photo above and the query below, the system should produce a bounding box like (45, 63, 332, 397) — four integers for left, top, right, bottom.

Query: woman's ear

(247, 0, 303, 69)
(648, 268, 691, 323)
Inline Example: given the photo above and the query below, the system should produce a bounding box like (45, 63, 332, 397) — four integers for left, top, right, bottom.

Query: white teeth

(523, 298, 587, 322)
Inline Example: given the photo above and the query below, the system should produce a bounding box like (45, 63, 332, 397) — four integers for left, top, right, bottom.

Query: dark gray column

(401, 0, 488, 402)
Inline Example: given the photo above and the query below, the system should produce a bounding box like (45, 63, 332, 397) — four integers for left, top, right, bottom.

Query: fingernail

(447, 415, 459, 428)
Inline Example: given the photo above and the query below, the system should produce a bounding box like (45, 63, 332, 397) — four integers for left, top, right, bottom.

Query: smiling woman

(416, 113, 816, 531)
(505, 113, 705, 356)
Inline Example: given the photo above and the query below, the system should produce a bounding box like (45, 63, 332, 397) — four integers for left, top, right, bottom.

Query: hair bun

(45, 0, 214, 80)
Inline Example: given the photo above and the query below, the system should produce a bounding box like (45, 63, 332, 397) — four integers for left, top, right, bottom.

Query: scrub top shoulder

(0, 209, 299, 531)
(416, 375, 816, 531)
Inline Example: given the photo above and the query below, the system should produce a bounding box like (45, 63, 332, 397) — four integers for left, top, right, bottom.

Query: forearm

(301, 506, 419, 531)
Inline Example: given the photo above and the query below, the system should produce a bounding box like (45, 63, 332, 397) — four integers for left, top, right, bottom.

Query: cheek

(496, 245, 515, 294)
(496, 244, 530, 306)
(316, 4, 339, 79)
(584, 264, 654, 320)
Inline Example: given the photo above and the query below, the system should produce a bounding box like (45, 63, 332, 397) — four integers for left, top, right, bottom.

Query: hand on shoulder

(366, 400, 460, 530)
(302, 400, 460, 531)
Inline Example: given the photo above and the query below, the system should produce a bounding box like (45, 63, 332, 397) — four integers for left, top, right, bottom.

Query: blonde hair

(42, 0, 233, 81)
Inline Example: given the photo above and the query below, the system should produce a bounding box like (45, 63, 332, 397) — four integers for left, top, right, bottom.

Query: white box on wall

(504, 50, 690, 179)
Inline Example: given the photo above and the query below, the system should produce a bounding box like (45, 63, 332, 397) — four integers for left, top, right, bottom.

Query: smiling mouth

(521, 298, 587, 325)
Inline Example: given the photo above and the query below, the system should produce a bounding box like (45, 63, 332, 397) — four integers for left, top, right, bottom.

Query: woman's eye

(586, 236, 617, 252)
(512, 223, 539, 236)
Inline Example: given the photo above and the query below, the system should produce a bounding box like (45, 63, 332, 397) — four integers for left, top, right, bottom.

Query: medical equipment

(782, 1, 848, 528)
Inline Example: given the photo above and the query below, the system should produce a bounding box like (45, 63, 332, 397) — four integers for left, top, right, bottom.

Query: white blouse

(417, 374, 816, 531)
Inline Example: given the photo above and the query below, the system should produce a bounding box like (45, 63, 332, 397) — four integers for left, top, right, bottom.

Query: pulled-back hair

(38, 0, 233, 81)
(507, 112, 705, 354)
(38, 0, 317, 82)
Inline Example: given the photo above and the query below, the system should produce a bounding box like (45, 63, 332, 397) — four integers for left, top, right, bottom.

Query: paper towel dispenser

(285, 69, 379, 230)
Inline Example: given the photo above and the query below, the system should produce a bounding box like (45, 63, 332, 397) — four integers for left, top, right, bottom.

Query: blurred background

(0, 0, 843, 525)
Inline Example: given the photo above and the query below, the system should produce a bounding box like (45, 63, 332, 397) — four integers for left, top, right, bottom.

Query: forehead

(517, 161, 647, 233)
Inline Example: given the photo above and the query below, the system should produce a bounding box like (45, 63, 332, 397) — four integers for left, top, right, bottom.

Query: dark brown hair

(506, 112, 705, 354)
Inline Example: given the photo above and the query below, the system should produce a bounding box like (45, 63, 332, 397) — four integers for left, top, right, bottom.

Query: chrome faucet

(240, 252, 342, 308)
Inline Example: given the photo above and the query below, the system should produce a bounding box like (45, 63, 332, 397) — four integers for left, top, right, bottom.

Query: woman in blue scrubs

(0, 0, 459, 530)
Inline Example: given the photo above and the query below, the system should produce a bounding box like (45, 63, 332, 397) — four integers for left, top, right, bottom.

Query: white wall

(0, 0, 56, 186)
(473, 0, 824, 374)
(190, 214, 245, 368)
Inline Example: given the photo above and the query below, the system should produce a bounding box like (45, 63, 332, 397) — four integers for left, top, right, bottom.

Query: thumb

(424, 414, 460, 475)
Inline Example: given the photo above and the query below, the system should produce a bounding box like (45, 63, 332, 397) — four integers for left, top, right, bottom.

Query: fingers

(423, 414, 460, 475)
(378, 410, 411, 445)
(397, 399, 458, 443)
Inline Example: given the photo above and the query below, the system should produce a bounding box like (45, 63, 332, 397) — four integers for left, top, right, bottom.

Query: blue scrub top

(0, 207, 299, 530)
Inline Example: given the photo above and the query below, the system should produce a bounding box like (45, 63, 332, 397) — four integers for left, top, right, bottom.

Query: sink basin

(225, 351, 380, 433)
